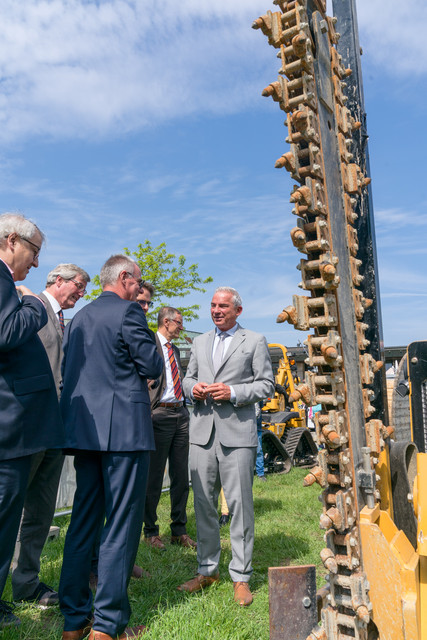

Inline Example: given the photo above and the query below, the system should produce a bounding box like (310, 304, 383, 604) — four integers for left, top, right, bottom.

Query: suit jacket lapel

(218, 325, 245, 372)
(155, 334, 167, 397)
(205, 329, 217, 376)
(39, 292, 63, 341)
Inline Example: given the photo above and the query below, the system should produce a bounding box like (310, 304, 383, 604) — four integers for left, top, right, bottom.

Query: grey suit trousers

(190, 426, 256, 582)
(12, 449, 64, 599)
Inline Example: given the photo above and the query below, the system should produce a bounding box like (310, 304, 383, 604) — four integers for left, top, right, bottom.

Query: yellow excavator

(254, 0, 427, 638)
(261, 343, 318, 473)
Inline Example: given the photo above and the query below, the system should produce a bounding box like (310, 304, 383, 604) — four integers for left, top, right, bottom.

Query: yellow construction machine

(261, 343, 318, 473)
(254, 0, 427, 638)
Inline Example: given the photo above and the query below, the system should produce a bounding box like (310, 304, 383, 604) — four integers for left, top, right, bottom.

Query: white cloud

(0, 0, 274, 143)
(0, 0, 424, 143)
(356, 0, 427, 75)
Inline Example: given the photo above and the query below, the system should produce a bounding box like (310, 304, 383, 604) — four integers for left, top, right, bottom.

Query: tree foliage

(86, 240, 213, 329)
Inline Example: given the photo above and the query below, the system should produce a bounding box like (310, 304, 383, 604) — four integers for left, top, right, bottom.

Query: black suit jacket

(60, 291, 163, 452)
(149, 334, 186, 410)
(0, 260, 63, 460)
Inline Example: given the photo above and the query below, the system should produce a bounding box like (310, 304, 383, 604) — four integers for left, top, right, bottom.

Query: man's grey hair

(158, 306, 180, 328)
(0, 213, 45, 249)
(99, 254, 138, 289)
(46, 264, 90, 287)
(140, 281, 155, 296)
(214, 286, 242, 308)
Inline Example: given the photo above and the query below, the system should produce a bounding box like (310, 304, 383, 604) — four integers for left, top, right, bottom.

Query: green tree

(86, 240, 213, 330)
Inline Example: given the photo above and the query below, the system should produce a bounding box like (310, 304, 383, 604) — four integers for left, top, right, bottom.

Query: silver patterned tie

(213, 332, 226, 373)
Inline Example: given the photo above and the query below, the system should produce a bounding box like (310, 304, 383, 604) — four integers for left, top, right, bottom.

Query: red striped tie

(58, 309, 65, 335)
(166, 341, 183, 400)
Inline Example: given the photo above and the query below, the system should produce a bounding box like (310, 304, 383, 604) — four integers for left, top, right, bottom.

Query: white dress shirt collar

(42, 289, 62, 314)
(215, 323, 238, 338)
(157, 331, 168, 347)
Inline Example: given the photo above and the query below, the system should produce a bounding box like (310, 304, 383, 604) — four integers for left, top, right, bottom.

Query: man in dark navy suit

(58, 254, 163, 640)
(12, 263, 90, 607)
(0, 213, 63, 629)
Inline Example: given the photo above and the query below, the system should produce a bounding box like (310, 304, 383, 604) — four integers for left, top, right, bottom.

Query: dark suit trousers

(143, 406, 190, 538)
(0, 456, 32, 598)
(59, 450, 149, 637)
(12, 449, 64, 599)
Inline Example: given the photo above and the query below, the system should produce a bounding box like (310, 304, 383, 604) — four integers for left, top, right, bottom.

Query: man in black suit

(0, 213, 62, 629)
(144, 307, 196, 550)
(12, 263, 90, 607)
(58, 254, 163, 640)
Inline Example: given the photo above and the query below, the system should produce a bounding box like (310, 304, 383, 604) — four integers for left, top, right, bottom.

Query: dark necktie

(213, 332, 226, 373)
(58, 309, 65, 336)
(165, 342, 183, 400)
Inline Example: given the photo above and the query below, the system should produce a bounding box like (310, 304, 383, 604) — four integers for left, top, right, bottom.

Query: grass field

(2, 469, 324, 640)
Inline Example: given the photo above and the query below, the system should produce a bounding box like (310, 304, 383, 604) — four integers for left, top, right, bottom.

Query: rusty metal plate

(269, 565, 317, 640)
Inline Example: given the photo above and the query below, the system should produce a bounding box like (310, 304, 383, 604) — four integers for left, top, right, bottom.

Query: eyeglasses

(138, 299, 154, 308)
(169, 318, 184, 329)
(125, 272, 145, 290)
(68, 278, 87, 295)
(19, 236, 41, 260)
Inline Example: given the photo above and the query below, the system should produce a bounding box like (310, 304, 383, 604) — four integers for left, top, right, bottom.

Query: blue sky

(1, 0, 426, 347)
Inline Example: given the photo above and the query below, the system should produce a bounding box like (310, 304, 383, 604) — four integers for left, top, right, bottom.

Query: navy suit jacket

(60, 291, 164, 452)
(0, 260, 63, 460)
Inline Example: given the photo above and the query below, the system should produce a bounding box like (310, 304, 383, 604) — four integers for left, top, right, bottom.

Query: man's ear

(7, 232, 19, 249)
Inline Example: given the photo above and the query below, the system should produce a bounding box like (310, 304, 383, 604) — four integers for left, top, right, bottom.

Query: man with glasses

(0, 213, 62, 628)
(143, 307, 196, 550)
(12, 264, 90, 608)
(58, 255, 163, 640)
(89, 282, 154, 586)
(136, 281, 154, 315)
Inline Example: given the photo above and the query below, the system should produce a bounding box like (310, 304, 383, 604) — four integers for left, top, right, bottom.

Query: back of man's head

(100, 255, 137, 289)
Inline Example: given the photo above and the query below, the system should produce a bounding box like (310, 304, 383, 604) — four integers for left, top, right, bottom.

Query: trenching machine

(262, 343, 318, 474)
(253, 0, 427, 638)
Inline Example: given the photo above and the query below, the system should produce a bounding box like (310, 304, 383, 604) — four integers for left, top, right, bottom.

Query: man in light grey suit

(12, 264, 89, 606)
(178, 287, 274, 606)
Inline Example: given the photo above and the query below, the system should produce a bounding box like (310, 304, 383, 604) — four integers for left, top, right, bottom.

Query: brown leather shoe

(170, 534, 197, 549)
(87, 625, 147, 639)
(63, 620, 92, 640)
(131, 564, 151, 579)
(177, 573, 219, 593)
(233, 581, 253, 606)
(144, 535, 166, 551)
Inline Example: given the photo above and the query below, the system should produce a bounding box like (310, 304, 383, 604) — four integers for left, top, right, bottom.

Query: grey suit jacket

(183, 324, 274, 448)
(38, 292, 63, 397)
